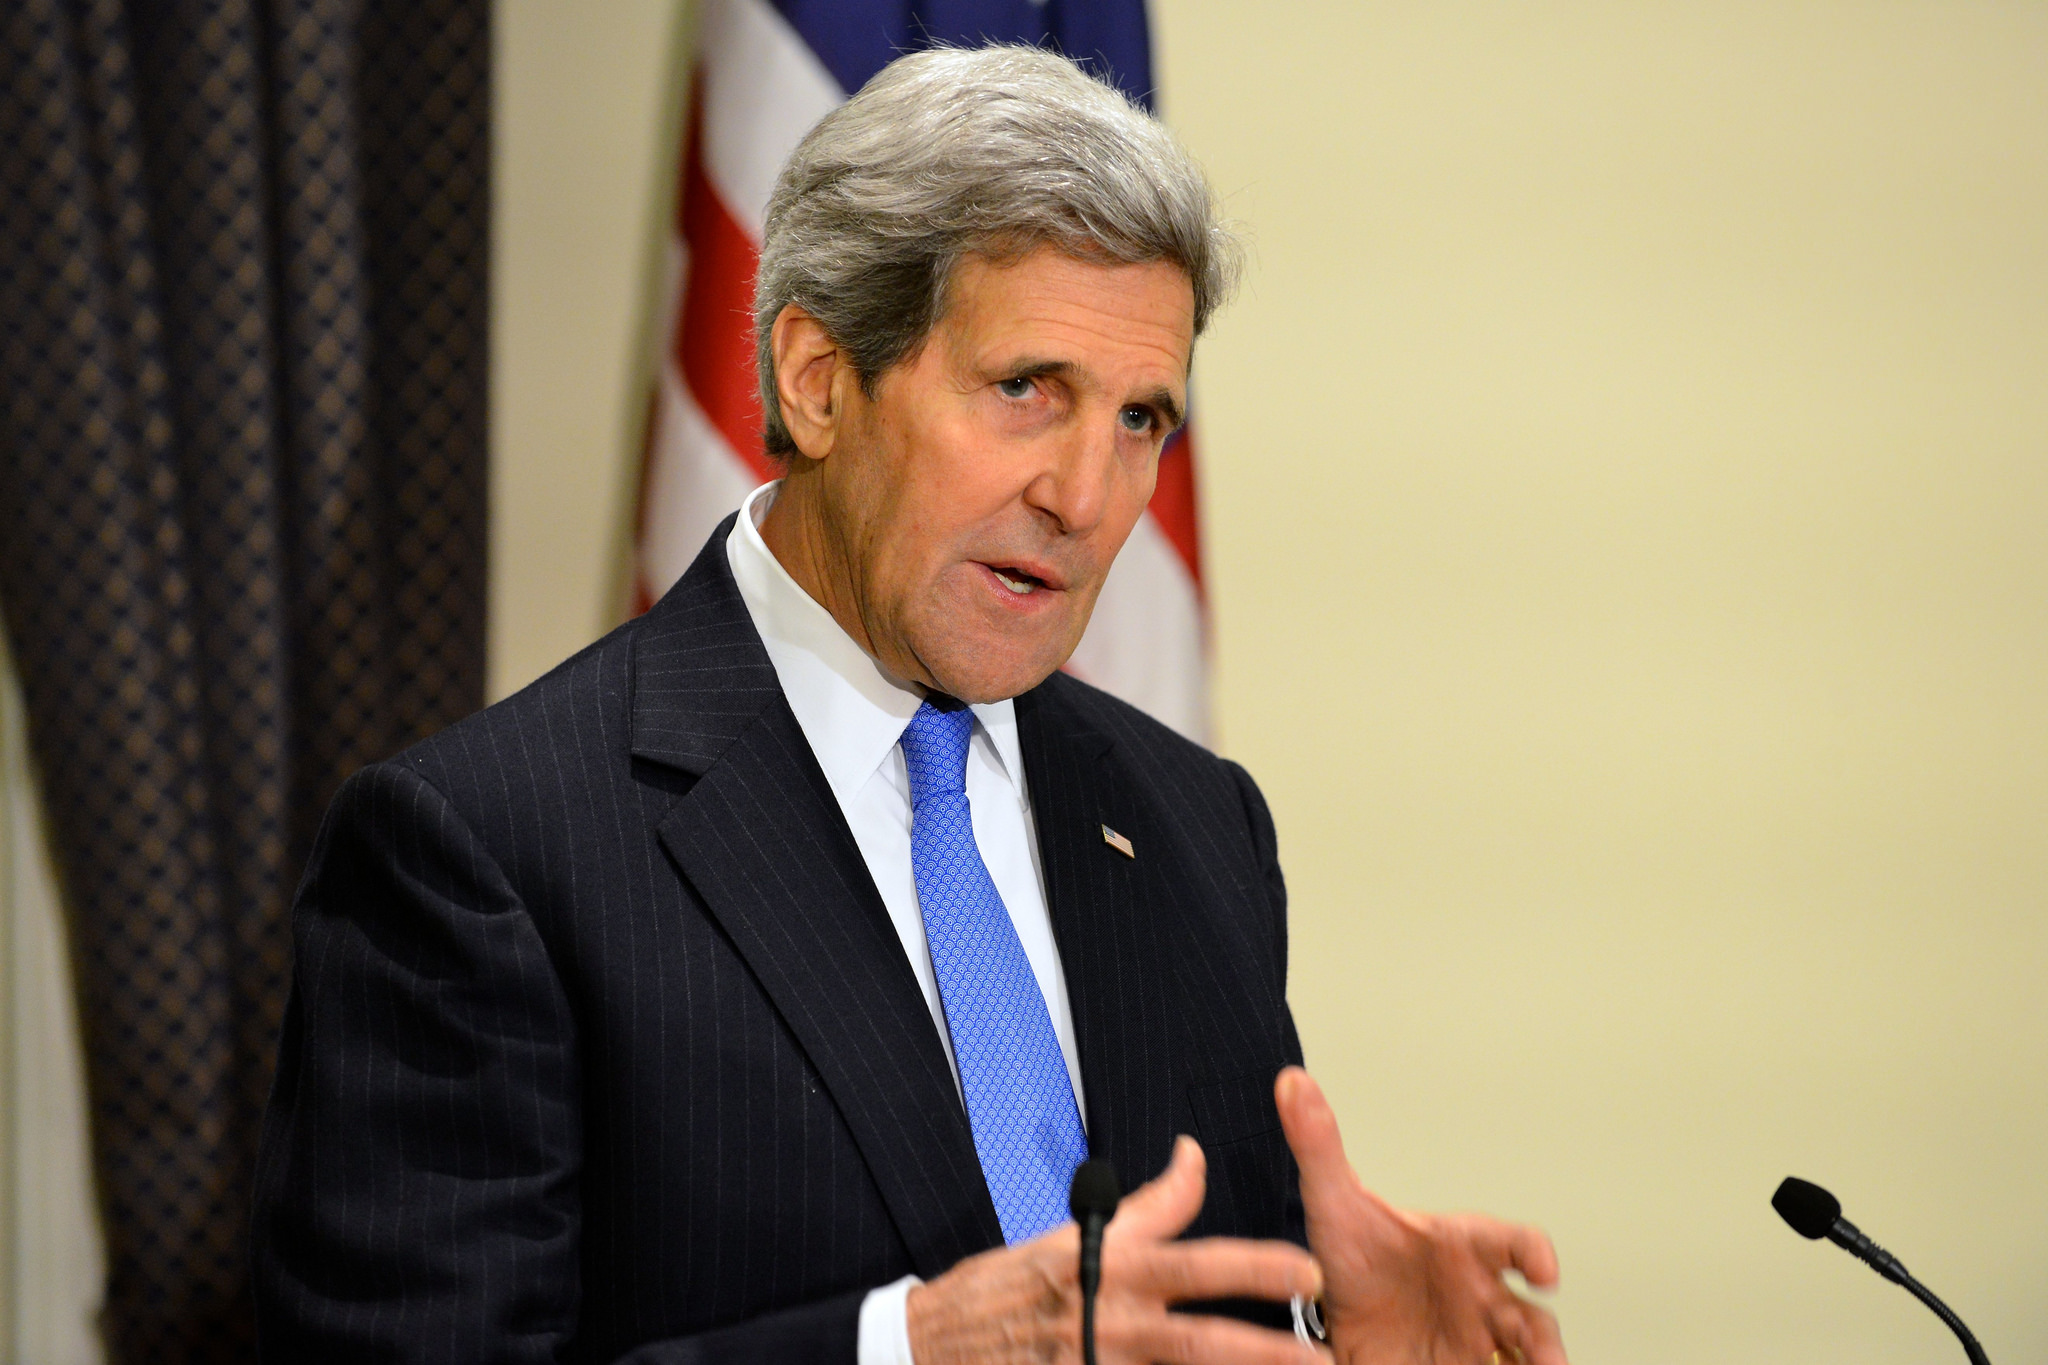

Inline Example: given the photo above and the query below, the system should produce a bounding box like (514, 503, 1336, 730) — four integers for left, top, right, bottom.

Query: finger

(1274, 1067, 1352, 1200)
(1104, 1304, 1322, 1365)
(1113, 1235, 1323, 1305)
(1109, 1134, 1209, 1243)
(1493, 1295, 1568, 1365)
(1460, 1216, 1561, 1290)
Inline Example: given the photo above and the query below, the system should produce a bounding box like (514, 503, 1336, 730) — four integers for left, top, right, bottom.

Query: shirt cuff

(857, 1274, 923, 1365)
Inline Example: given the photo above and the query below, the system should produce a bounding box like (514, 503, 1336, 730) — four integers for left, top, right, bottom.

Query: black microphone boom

(1772, 1176, 1991, 1365)
(1070, 1160, 1121, 1365)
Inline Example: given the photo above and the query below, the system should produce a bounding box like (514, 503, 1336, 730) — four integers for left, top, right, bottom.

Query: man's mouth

(989, 566, 1045, 596)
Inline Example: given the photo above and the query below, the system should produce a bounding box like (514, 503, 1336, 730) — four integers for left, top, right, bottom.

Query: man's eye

(1118, 405, 1155, 434)
(997, 376, 1035, 399)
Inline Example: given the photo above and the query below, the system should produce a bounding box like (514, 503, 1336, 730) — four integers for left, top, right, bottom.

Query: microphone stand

(1069, 1160, 1121, 1365)
(1873, 1257, 1990, 1365)
(1823, 1216, 1989, 1365)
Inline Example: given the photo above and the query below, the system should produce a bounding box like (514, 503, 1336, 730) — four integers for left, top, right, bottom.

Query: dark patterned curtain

(0, 0, 487, 1358)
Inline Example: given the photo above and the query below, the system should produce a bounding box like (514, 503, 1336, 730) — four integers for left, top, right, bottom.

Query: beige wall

(2, 636, 106, 1363)
(492, 4, 2048, 1360)
(491, 0, 693, 698)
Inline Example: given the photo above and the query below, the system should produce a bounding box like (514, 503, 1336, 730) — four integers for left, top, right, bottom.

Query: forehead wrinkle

(938, 254, 1194, 403)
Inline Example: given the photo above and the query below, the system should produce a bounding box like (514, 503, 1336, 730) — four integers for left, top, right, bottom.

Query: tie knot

(900, 700, 974, 802)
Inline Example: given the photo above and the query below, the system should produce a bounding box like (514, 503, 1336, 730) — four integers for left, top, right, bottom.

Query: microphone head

(1773, 1176, 1842, 1240)
(1069, 1159, 1122, 1221)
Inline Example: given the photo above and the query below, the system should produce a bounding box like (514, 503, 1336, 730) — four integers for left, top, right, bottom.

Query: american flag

(632, 0, 1213, 741)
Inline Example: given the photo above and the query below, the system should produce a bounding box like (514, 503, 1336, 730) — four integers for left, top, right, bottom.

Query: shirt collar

(725, 481, 1026, 805)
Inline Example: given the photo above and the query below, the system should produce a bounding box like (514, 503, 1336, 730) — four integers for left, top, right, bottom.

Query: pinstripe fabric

(253, 516, 1305, 1362)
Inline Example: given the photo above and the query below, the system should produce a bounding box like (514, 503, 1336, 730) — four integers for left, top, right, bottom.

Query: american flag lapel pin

(1100, 824, 1135, 859)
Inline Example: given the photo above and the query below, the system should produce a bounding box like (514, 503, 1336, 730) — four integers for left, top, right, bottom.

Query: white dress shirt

(724, 483, 1085, 1364)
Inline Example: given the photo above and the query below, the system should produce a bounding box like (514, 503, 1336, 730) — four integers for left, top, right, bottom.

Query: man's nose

(1024, 417, 1118, 536)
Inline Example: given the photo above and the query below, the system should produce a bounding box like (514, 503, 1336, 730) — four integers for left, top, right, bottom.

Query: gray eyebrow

(1138, 386, 1185, 432)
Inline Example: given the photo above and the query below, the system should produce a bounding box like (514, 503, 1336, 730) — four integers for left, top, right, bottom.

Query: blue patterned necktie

(899, 700, 1088, 1244)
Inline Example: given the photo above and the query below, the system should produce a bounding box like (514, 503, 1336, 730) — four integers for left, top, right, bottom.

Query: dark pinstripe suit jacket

(252, 518, 1306, 1363)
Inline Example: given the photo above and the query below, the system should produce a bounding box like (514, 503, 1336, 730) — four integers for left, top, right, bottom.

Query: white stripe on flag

(698, 0, 844, 235)
(1065, 511, 1209, 743)
(643, 361, 761, 594)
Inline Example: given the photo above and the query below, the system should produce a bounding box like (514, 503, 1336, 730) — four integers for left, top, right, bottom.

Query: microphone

(1070, 1160, 1122, 1365)
(1772, 1176, 1991, 1365)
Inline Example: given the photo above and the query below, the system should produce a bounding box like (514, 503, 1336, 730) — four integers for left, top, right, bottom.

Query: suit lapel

(634, 524, 1004, 1274)
(1016, 680, 1180, 1200)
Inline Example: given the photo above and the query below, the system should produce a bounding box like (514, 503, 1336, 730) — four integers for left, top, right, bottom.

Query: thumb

(1275, 1067, 1354, 1201)
(1108, 1134, 1208, 1243)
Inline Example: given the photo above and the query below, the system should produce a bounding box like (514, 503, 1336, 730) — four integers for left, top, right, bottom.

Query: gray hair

(753, 44, 1241, 457)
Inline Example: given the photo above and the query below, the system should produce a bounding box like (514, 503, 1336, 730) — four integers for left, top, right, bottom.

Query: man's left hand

(1275, 1067, 1568, 1365)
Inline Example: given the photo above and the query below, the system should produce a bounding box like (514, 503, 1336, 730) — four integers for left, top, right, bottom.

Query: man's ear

(771, 303, 846, 460)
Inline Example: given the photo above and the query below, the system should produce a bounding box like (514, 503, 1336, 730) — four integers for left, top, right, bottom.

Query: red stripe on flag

(629, 379, 662, 616)
(675, 82, 776, 485)
(1149, 424, 1204, 591)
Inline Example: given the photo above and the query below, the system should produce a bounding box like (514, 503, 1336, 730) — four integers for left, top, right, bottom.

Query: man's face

(796, 247, 1196, 703)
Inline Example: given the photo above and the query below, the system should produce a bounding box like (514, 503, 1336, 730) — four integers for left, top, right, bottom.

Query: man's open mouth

(988, 565, 1048, 596)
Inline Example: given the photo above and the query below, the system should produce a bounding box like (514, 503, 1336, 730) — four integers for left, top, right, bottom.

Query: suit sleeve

(1223, 758, 1310, 1247)
(253, 760, 881, 1364)
(1223, 758, 1303, 1066)
(252, 759, 584, 1361)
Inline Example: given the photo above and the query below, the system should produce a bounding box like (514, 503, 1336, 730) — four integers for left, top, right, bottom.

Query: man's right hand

(904, 1135, 1325, 1364)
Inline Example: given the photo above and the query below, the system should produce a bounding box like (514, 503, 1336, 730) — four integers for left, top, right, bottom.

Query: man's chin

(919, 637, 1076, 706)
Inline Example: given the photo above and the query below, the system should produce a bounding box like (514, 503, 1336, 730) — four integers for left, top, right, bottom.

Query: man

(253, 46, 1566, 1364)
